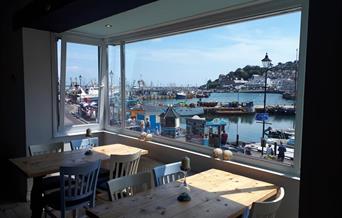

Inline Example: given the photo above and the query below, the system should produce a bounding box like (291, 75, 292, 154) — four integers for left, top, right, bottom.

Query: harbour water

(144, 92, 295, 143)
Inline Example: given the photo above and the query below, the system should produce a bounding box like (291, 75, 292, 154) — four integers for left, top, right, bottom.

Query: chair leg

(72, 209, 78, 218)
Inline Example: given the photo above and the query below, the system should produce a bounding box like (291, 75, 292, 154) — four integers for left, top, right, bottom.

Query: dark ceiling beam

(14, 0, 157, 33)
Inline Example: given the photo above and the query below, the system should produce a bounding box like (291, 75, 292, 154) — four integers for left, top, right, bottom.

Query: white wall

(22, 28, 106, 147)
(23, 28, 54, 146)
(103, 132, 299, 218)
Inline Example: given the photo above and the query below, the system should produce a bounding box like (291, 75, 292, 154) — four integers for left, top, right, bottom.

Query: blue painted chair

(152, 162, 184, 187)
(44, 160, 101, 218)
(70, 137, 99, 150)
(242, 187, 285, 218)
(70, 137, 111, 187)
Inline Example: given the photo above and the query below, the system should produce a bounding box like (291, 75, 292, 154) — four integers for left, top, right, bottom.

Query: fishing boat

(216, 101, 254, 115)
(282, 92, 296, 100)
(175, 92, 187, 99)
(197, 101, 218, 107)
(264, 127, 294, 139)
(265, 127, 295, 148)
(196, 91, 210, 98)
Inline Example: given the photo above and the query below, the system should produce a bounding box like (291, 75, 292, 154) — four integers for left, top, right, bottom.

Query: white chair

(97, 152, 141, 190)
(243, 187, 285, 218)
(106, 172, 151, 201)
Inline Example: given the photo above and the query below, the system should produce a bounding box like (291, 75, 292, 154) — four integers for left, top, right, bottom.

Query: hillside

(200, 61, 298, 89)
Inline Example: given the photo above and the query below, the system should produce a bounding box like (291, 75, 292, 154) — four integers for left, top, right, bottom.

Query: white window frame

(51, 0, 308, 176)
(103, 0, 308, 177)
(51, 33, 107, 136)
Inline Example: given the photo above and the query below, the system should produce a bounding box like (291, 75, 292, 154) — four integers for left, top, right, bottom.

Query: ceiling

(14, 0, 157, 32)
(69, 0, 263, 38)
(16, 0, 300, 39)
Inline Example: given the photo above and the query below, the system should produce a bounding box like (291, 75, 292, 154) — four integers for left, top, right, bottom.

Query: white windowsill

(103, 129, 300, 181)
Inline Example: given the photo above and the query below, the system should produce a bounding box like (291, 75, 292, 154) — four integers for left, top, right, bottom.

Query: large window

(54, 3, 306, 175)
(108, 11, 302, 168)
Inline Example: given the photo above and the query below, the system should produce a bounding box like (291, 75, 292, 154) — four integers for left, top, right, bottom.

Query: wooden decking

(1, 157, 164, 218)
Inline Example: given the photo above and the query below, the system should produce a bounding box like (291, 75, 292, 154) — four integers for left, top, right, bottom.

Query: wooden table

(9, 144, 148, 218)
(10, 144, 148, 177)
(87, 169, 278, 218)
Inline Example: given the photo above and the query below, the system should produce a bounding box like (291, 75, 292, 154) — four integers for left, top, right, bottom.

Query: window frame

(52, 0, 308, 176)
(104, 0, 308, 177)
(51, 33, 107, 136)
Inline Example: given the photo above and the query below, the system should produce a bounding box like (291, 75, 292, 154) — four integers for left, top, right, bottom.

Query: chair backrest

(59, 159, 101, 214)
(247, 187, 285, 218)
(152, 161, 184, 187)
(28, 142, 64, 156)
(108, 152, 141, 180)
(107, 172, 151, 201)
(70, 137, 99, 150)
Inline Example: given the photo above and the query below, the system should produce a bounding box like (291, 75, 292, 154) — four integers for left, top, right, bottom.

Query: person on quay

(145, 117, 150, 133)
(221, 130, 228, 147)
(266, 143, 274, 156)
(277, 141, 286, 162)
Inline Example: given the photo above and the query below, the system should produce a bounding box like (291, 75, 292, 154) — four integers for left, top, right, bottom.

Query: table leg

(30, 177, 44, 218)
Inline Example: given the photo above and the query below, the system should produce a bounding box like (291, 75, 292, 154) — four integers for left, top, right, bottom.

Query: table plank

(87, 169, 278, 218)
(10, 144, 148, 177)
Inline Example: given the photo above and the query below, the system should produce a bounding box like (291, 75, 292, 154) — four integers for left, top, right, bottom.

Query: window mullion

(120, 43, 126, 129)
(99, 44, 108, 129)
(59, 39, 67, 131)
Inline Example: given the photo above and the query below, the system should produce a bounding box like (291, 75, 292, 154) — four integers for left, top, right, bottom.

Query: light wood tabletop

(10, 144, 148, 178)
(87, 168, 278, 218)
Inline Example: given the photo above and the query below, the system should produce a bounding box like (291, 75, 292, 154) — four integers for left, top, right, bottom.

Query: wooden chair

(44, 160, 101, 218)
(106, 172, 151, 201)
(97, 152, 141, 190)
(70, 137, 99, 150)
(152, 161, 184, 187)
(29, 142, 64, 156)
(242, 187, 285, 218)
(28, 142, 64, 191)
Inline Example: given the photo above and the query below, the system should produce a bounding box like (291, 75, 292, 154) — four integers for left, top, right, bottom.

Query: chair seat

(42, 176, 60, 191)
(44, 190, 92, 210)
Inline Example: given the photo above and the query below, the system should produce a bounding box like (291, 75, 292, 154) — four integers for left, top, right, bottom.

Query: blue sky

(66, 11, 301, 86)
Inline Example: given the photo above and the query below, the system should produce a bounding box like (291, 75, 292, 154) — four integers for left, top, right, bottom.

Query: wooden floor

(0, 157, 164, 218)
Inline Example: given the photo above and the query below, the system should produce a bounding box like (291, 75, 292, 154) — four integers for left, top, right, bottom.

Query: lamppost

(236, 87, 240, 146)
(79, 75, 82, 87)
(261, 53, 272, 155)
(110, 70, 114, 98)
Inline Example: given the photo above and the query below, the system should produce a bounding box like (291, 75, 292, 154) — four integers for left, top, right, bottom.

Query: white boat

(175, 92, 187, 99)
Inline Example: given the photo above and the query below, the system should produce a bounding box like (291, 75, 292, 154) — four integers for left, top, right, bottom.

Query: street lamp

(79, 75, 82, 87)
(110, 70, 114, 98)
(261, 53, 272, 155)
(236, 87, 240, 146)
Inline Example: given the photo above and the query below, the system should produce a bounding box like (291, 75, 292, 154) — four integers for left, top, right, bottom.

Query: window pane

(108, 45, 122, 127)
(125, 11, 301, 165)
(64, 42, 99, 127)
